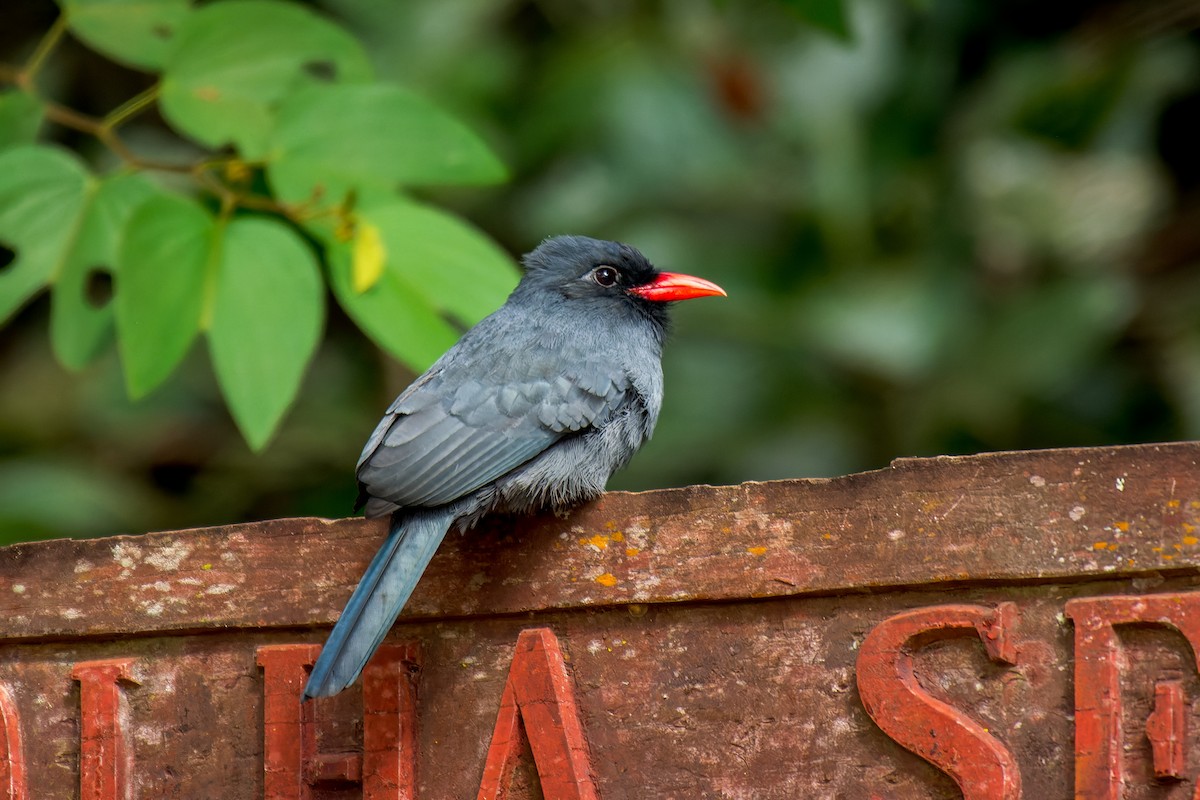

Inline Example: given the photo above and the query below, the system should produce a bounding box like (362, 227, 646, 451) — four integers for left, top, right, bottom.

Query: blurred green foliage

(1, 0, 1199, 543)
(1, 0, 521, 456)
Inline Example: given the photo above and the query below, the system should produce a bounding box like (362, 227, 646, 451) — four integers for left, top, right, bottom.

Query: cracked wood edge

(1, 441, 1198, 640)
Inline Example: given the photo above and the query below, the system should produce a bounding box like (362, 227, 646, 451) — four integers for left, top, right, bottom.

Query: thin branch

(16, 33, 321, 222)
(217, 188, 236, 219)
(41, 99, 196, 173)
(103, 84, 160, 130)
(195, 169, 240, 208)
(20, 13, 68, 87)
(195, 168, 286, 214)
(97, 127, 195, 173)
(40, 99, 102, 136)
(43, 96, 310, 215)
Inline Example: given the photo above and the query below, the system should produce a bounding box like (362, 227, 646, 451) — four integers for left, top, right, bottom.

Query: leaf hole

(0, 242, 14, 274)
(302, 60, 338, 82)
(84, 266, 114, 309)
(152, 23, 174, 39)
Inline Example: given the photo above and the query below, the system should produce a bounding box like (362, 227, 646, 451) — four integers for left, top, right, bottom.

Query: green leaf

(115, 194, 214, 397)
(51, 173, 162, 370)
(0, 145, 91, 324)
(781, 0, 852, 40)
(361, 201, 518, 325)
(207, 216, 323, 450)
(267, 83, 507, 206)
(159, 0, 372, 158)
(61, 0, 192, 70)
(0, 91, 43, 152)
(327, 231, 460, 371)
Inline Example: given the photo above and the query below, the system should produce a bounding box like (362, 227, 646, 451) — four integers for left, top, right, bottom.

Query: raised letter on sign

(1066, 593, 1200, 800)
(256, 643, 419, 800)
(477, 628, 598, 800)
(0, 684, 26, 800)
(1145, 679, 1185, 780)
(72, 658, 138, 800)
(856, 603, 1021, 800)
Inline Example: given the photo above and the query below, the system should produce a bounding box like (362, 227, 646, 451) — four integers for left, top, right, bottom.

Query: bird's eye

(592, 266, 619, 287)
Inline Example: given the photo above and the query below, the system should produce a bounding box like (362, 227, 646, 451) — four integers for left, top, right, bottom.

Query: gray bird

(304, 235, 725, 700)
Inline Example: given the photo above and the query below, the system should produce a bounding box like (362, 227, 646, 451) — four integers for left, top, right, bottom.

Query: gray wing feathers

(357, 352, 632, 511)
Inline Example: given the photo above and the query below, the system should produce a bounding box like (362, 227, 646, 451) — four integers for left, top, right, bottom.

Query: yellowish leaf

(351, 220, 385, 293)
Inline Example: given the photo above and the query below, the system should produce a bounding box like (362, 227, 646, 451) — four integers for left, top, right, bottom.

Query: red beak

(628, 272, 727, 303)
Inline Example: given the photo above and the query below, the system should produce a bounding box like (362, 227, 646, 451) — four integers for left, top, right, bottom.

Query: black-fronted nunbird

(304, 235, 725, 700)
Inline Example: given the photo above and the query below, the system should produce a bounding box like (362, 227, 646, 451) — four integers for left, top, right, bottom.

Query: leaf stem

(40, 98, 195, 173)
(17, 35, 320, 221)
(103, 84, 161, 130)
(40, 98, 101, 136)
(20, 13, 68, 87)
(193, 167, 282, 213)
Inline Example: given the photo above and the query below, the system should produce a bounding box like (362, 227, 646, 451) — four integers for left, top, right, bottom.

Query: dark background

(2, 0, 1199, 542)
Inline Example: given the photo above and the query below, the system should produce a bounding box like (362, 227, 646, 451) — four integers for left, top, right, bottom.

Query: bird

(303, 235, 725, 700)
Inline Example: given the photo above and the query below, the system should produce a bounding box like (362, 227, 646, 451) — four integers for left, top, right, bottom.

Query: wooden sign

(1, 441, 1199, 798)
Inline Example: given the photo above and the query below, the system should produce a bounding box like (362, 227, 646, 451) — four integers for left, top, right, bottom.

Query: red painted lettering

(0, 684, 26, 800)
(856, 603, 1021, 800)
(1146, 679, 1186, 780)
(1066, 593, 1200, 799)
(72, 658, 138, 800)
(257, 643, 420, 800)
(477, 628, 598, 800)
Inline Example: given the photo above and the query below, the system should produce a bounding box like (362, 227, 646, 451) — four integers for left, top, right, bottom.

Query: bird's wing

(357, 340, 631, 510)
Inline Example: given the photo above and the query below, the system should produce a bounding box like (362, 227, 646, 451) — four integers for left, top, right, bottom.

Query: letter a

(476, 628, 598, 800)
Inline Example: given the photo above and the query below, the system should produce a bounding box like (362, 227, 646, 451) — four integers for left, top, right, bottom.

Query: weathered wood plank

(3, 442, 1200, 799)
(1, 442, 1197, 640)
(5, 577, 1200, 798)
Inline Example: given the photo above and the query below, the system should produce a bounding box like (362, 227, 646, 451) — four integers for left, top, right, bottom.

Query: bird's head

(517, 235, 725, 330)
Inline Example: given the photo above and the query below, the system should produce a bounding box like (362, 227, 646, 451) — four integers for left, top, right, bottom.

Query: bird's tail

(303, 508, 453, 700)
